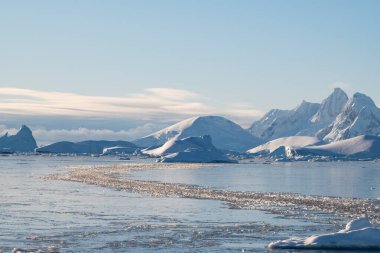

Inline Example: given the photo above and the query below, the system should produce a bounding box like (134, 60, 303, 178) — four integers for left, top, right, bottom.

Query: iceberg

(36, 140, 138, 155)
(0, 125, 37, 153)
(149, 135, 237, 163)
(268, 218, 380, 250)
(102, 146, 138, 155)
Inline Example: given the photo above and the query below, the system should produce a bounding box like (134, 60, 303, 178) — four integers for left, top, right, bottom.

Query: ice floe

(268, 217, 380, 250)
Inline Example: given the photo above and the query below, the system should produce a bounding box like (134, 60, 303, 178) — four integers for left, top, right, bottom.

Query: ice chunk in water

(268, 218, 380, 250)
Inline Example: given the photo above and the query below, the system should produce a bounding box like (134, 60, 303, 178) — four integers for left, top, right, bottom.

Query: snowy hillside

(311, 88, 348, 126)
(145, 135, 216, 157)
(0, 125, 37, 152)
(247, 136, 324, 155)
(133, 116, 262, 152)
(249, 101, 320, 140)
(297, 135, 380, 159)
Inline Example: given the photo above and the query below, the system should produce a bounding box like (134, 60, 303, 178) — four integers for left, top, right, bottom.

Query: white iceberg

(151, 135, 237, 163)
(268, 218, 380, 250)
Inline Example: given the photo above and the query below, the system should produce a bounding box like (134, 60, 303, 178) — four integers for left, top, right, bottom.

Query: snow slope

(268, 218, 380, 250)
(0, 125, 37, 152)
(321, 93, 380, 142)
(311, 88, 348, 126)
(295, 135, 380, 159)
(154, 135, 236, 163)
(133, 116, 262, 152)
(36, 140, 137, 154)
(247, 136, 324, 155)
(144, 135, 216, 156)
(249, 101, 320, 140)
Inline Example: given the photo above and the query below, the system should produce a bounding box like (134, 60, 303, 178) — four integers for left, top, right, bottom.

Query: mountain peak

(310, 88, 348, 124)
(352, 92, 377, 107)
(333, 87, 345, 93)
(294, 100, 320, 114)
(16, 125, 33, 137)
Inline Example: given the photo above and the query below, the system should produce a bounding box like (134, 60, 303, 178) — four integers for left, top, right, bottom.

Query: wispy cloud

(222, 103, 264, 127)
(0, 87, 211, 120)
(0, 87, 264, 144)
(330, 81, 351, 91)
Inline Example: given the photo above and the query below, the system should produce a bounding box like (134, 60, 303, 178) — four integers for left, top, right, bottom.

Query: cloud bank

(0, 87, 263, 144)
(0, 87, 210, 120)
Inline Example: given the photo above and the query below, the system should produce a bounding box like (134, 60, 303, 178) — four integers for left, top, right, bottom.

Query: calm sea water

(0, 156, 379, 252)
(130, 161, 380, 199)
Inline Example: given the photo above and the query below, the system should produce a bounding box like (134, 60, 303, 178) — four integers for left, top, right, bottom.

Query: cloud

(331, 81, 350, 91)
(221, 103, 264, 127)
(0, 87, 265, 143)
(0, 87, 211, 120)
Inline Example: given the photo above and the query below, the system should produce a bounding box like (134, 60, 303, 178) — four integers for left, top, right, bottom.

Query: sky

(0, 0, 380, 144)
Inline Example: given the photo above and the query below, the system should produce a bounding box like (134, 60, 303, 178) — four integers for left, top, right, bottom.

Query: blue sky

(0, 0, 379, 143)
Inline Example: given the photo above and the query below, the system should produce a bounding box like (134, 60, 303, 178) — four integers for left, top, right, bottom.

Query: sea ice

(268, 217, 380, 250)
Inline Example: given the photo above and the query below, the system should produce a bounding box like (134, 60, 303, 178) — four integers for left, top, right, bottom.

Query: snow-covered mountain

(320, 93, 380, 142)
(133, 116, 262, 152)
(249, 101, 320, 140)
(0, 125, 37, 152)
(311, 88, 348, 126)
(249, 88, 380, 142)
(36, 140, 137, 154)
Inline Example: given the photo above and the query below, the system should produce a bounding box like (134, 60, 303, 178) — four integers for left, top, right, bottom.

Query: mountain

(155, 135, 236, 163)
(249, 101, 320, 140)
(249, 88, 380, 142)
(320, 93, 380, 142)
(310, 88, 348, 126)
(36, 140, 138, 154)
(133, 116, 262, 152)
(0, 125, 37, 152)
(247, 136, 325, 155)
